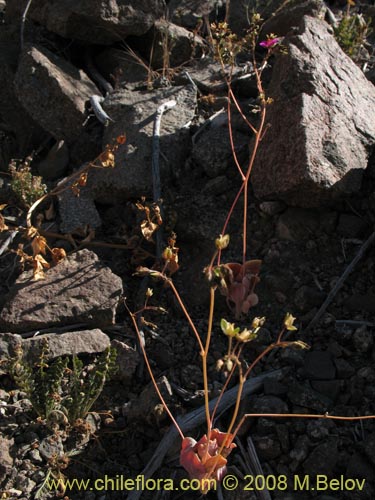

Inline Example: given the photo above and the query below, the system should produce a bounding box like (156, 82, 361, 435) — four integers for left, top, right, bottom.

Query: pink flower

(180, 429, 236, 493)
(259, 38, 280, 49)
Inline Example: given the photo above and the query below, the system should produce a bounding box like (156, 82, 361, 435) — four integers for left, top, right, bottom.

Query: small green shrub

(9, 157, 47, 208)
(9, 339, 117, 426)
(334, 3, 371, 62)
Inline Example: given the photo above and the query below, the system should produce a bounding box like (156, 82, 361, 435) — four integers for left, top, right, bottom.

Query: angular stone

(57, 177, 102, 234)
(15, 45, 98, 145)
(0, 249, 123, 333)
(94, 48, 149, 91)
(252, 16, 375, 207)
(192, 126, 249, 178)
(311, 380, 341, 402)
(7, 0, 165, 45)
(294, 285, 325, 313)
(169, 0, 223, 29)
(139, 20, 204, 69)
(88, 85, 196, 203)
(276, 208, 320, 241)
(111, 339, 139, 383)
(0, 436, 14, 482)
(303, 439, 338, 475)
(288, 382, 333, 411)
(0, 332, 23, 375)
(22, 329, 110, 363)
(352, 326, 374, 354)
(303, 351, 336, 380)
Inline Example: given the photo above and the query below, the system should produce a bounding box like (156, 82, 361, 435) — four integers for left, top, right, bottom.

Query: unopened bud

(215, 234, 230, 250)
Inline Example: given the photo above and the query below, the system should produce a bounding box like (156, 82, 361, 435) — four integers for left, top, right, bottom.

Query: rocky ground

(1, 0, 375, 499)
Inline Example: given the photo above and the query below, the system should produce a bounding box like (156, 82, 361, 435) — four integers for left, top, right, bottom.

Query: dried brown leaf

(99, 150, 115, 168)
(26, 226, 38, 239)
(51, 247, 67, 265)
(0, 214, 8, 232)
(140, 220, 158, 241)
(32, 254, 50, 280)
(31, 235, 47, 256)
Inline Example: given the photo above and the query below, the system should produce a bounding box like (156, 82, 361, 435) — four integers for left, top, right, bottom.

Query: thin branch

(21, 0, 34, 52)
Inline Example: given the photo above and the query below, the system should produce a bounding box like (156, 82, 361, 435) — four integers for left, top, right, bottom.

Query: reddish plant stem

(167, 279, 204, 353)
(127, 307, 185, 440)
(231, 412, 375, 443)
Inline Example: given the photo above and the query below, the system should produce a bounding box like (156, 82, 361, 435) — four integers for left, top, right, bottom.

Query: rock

(303, 439, 339, 475)
(139, 20, 204, 69)
(263, 378, 288, 396)
(346, 452, 374, 484)
(352, 326, 374, 354)
(245, 395, 289, 414)
(363, 432, 375, 466)
(7, 0, 165, 45)
(260, 0, 325, 39)
(110, 340, 139, 382)
(336, 214, 368, 238)
(192, 126, 249, 178)
(15, 45, 98, 145)
(57, 176, 102, 234)
(252, 16, 375, 207)
(279, 346, 307, 367)
(303, 351, 336, 380)
(37, 140, 69, 181)
(294, 285, 325, 313)
(176, 57, 245, 93)
(290, 435, 311, 464)
(14, 475, 36, 496)
(0, 333, 23, 374)
(22, 329, 110, 363)
(228, 0, 324, 36)
(0, 249, 123, 333)
(346, 293, 375, 314)
(334, 358, 355, 378)
(0, 436, 14, 482)
(203, 175, 230, 195)
(311, 380, 341, 402)
(169, 0, 223, 29)
(39, 433, 64, 461)
(259, 200, 286, 216)
(94, 48, 149, 91)
(276, 208, 320, 241)
(126, 376, 173, 421)
(88, 85, 196, 203)
(288, 382, 333, 411)
(252, 435, 281, 460)
(305, 420, 332, 441)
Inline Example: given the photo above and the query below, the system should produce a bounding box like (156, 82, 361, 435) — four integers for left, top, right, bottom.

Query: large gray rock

(139, 19, 204, 69)
(88, 85, 197, 203)
(168, 0, 224, 29)
(252, 16, 375, 207)
(6, 0, 166, 44)
(15, 45, 98, 145)
(22, 329, 110, 363)
(0, 249, 123, 333)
